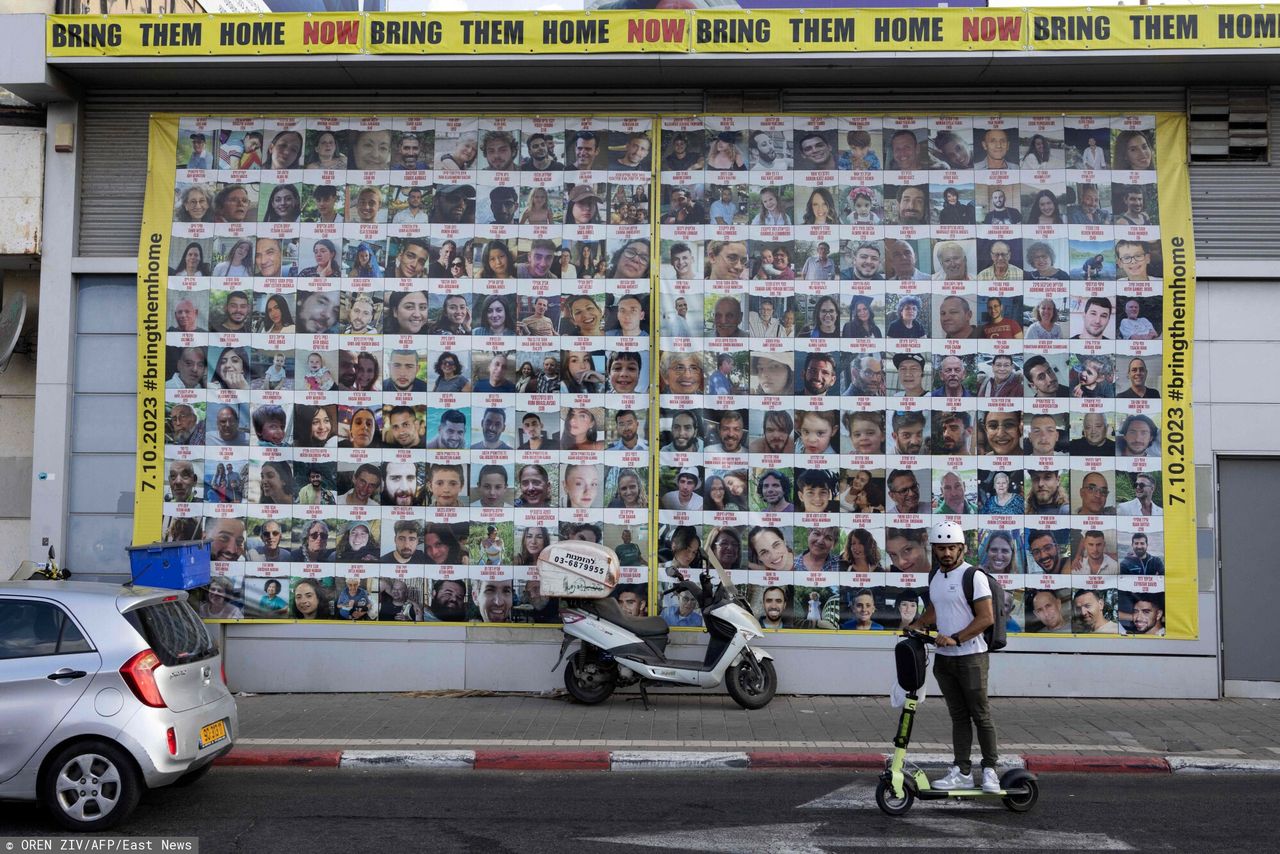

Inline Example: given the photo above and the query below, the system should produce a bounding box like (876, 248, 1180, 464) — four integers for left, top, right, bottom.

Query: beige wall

(0, 269, 38, 573)
(0, 128, 43, 256)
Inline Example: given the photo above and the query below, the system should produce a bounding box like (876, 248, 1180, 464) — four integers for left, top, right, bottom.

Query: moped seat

(589, 596, 670, 638)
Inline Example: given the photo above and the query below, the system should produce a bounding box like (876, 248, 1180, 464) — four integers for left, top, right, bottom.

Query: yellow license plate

(199, 719, 228, 748)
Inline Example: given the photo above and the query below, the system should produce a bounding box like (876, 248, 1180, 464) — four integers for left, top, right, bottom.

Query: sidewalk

(217, 691, 1280, 773)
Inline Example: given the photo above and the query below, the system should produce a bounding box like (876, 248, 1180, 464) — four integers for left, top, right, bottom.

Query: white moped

(541, 541, 776, 710)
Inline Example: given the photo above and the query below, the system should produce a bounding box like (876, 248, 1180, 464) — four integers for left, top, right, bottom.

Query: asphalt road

(3, 768, 1277, 851)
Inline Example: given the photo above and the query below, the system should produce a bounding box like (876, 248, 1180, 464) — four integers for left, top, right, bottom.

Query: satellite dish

(0, 291, 27, 373)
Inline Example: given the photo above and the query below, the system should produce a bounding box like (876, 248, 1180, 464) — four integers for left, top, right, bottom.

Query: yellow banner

(1154, 113, 1198, 640)
(366, 11, 690, 54)
(692, 9, 1025, 53)
(46, 7, 1280, 56)
(1028, 8, 1201, 50)
(133, 114, 178, 547)
(48, 13, 362, 57)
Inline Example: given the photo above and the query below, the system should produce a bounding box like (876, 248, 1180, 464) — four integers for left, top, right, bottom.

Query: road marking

(800, 780, 984, 811)
(584, 822, 829, 854)
(584, 817, 1134, 851)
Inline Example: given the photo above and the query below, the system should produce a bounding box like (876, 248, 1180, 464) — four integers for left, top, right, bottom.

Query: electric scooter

(544, 540, 777, 711)
(876, 629, 1039, 816)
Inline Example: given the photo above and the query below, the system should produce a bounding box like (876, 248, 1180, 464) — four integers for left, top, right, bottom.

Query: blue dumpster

(126, 540, 211, 590)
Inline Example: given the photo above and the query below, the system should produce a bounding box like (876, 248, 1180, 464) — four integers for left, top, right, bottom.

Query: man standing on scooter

(907, 520, 1000, 794)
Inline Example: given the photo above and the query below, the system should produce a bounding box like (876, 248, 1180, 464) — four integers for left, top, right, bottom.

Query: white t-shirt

(929, 562, 991, 656)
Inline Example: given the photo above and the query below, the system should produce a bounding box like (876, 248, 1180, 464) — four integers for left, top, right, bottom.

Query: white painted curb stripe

(340, 750, 475, 769)
(610, 751, 751, 770)
(1167, 756, 1280, 773)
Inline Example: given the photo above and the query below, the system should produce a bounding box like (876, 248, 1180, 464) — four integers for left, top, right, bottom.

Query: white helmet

(929, 520, 966, 544)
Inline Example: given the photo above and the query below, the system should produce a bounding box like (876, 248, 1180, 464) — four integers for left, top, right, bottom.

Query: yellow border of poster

(1154, 113, 1197, 639)
(133, 114, 178, 547)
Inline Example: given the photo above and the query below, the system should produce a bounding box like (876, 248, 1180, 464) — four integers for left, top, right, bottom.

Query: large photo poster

(138, 114, 655, 624)
(654, 113, 1195, 639)
(134, 110, 1195, 641)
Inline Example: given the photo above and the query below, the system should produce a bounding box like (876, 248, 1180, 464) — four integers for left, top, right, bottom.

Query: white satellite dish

(0, 291, 28, 373)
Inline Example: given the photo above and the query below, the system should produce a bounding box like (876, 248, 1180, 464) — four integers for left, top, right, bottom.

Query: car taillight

(120, 649, 167, 708)
(166, 727, 177, 755)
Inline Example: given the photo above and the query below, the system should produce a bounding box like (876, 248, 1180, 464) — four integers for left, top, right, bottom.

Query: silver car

(0, 581, 238, 831)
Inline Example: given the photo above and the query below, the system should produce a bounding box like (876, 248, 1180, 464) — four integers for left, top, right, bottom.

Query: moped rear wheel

(875, 779, 915, 816)
(726, 657, 776, 710)
(563, 648, 618, 704)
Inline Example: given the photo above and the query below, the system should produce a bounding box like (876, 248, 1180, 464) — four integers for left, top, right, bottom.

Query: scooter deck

(917, 787, 1021, 799)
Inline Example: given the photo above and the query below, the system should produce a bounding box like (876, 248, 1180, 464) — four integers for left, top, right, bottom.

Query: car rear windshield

(125, 600, 218, 666)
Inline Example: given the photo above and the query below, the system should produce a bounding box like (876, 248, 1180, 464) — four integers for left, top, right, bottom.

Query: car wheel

(41, 740, 142, 832)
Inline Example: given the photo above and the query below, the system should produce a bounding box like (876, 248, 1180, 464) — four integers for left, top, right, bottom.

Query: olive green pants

(933, 652, 999, 774)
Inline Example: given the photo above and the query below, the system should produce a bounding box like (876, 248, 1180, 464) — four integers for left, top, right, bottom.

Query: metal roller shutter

(1189, 88, 1280, 262)
(77, 89, 705, 256)
(80, 86, 1280, 263)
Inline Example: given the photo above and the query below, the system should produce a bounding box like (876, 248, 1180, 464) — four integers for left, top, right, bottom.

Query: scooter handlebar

(673, 578, 704, 603)
(901, 627, 937, 645)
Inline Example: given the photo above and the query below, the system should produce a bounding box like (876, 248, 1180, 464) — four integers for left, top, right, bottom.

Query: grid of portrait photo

(656, 114, 1168, 638)
(163, 115, 654, 623)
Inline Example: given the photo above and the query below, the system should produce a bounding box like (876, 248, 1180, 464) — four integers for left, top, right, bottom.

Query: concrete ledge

(1024, 755, 1170, 774)
(215, 747, 1280, 774)
(610, 751, 750, 770)
(215, 747, 341, 767)
(748, 751, 884, 769)
(1167, 756, 1280, 774)
(340, 749, 474, 769)
(474, 749, 611, 771)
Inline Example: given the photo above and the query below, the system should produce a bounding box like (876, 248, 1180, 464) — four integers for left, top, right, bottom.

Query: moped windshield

(714, 565, 739, 600)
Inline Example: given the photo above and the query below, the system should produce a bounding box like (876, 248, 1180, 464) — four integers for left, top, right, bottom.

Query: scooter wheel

(875, 779, 915, 816)
(1002, 778, 1039, 813)
(563, 649, 618, 704)
(726, 658, 777, 710)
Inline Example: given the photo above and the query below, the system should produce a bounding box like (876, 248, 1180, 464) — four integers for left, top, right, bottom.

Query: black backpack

(928, 565, 1008, 652)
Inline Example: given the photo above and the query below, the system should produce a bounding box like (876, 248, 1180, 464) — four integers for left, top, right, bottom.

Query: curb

(1167, 756, 1280, 774)
(214, 747, 1280, 774)
(1024, 755, 1170, 774)
(611, 750, 750, 770)
(474, 749, 611, 771)
(748, 751, 885, 770)
(215, 747, 341, 767)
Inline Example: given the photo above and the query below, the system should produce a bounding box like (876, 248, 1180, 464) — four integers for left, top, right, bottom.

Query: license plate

(199, 718, 228, 748)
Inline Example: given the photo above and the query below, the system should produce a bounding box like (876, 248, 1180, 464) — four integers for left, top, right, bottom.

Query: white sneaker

(932, 766, 973, 790)
(982, 767, 1001, 793)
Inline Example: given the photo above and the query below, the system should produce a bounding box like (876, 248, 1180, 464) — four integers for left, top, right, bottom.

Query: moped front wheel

(726, 656, 776, 710)
(563, 648, 618, 704)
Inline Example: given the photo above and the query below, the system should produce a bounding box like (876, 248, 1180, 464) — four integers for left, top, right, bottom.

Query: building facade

(4, 9, 1278, 699)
